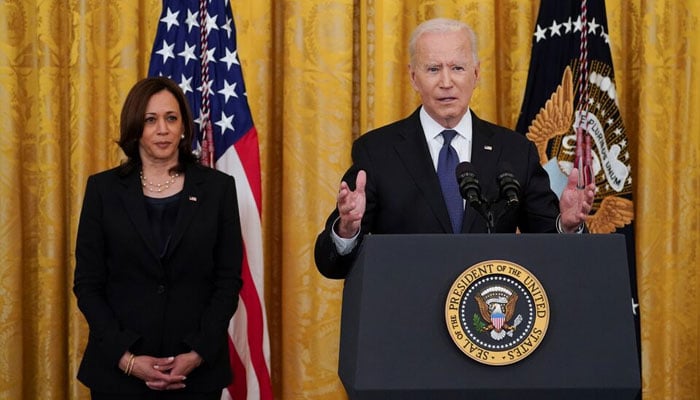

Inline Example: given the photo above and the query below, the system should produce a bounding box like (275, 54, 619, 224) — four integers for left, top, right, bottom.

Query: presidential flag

(148, 1, 272, 399)
(515, 0, 639, 348)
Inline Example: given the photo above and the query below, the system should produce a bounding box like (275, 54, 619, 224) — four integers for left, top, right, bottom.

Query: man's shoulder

(355, 108, 421, 145)
(472, 113, 531, 146)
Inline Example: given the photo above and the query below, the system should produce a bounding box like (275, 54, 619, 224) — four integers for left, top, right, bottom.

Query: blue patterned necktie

(437, 129, 463, 233)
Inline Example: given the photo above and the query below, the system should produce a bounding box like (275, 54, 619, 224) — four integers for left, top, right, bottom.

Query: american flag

(147, 1, 272, 399)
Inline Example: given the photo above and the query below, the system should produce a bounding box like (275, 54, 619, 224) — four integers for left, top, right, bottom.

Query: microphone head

(454, 162, 492, 227)
(497, 162, 520, 188)
(455, 162, 482, 204)
(497, 162, 521, 206)
(455, 161, 477, 180)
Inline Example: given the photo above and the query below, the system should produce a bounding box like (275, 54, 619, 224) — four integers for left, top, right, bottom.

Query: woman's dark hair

(117, 76, 197, 175)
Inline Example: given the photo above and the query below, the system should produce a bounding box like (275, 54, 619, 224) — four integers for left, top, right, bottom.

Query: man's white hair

(408, 18, 479, 66)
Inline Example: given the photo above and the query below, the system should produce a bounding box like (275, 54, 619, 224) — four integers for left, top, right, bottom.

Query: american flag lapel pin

(484, 145, 493, 151)
(189, 196, 198, 202)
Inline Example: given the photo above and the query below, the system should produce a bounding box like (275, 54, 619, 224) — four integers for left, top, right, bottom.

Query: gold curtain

(0, 0, 698, 399)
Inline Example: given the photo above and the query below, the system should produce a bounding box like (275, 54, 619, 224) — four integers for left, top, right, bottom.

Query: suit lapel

(164, 164, 203, 260)
(117, 165, 205, 262)
(117, 169, 162, 260)
(394, 110, 453, 233)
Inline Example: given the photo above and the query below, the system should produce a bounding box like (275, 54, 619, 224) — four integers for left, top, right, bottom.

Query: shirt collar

(419, 107, 473, 142)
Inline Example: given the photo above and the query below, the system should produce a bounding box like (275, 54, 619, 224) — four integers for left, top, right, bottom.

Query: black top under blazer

(73, 162, 243, 394)
(315, 108, 560, 279)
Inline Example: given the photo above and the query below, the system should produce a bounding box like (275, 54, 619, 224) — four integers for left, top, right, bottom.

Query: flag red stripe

(234, 127, 262, 213)
(228, 334, 248, 399)
(222, 128, 269, 399)
(235, 248, 273, 398)
(232, 126, 271, 398)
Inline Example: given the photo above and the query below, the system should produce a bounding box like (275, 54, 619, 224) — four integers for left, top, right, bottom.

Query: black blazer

(73, 163, 243, 393)
(315, 108, 560, 278)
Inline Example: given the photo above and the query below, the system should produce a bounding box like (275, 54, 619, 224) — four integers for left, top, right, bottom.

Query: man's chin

(436, 112, 460, 127)
(425, 106, 466, 127)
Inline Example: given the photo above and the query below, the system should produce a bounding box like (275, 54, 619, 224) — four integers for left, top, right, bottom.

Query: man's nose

(439, 69, 453, 87)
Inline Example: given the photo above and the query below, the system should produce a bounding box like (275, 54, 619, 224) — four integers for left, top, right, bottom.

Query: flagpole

(199, 0, 214, 167)
(574, 0, 593, 187)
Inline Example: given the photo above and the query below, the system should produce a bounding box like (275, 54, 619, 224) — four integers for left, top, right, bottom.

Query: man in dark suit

(315, 18, 595, 279)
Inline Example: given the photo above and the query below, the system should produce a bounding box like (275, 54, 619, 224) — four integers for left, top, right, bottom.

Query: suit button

(157, 285, 165, 294)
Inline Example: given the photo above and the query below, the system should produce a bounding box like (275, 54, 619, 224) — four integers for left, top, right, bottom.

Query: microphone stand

(478, 197, 517, 234)
(484, 201, 495, 234)
(470, 196, 496, 233)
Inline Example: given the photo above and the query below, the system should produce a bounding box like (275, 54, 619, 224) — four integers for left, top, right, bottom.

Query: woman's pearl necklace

(140, 170, 180, 193)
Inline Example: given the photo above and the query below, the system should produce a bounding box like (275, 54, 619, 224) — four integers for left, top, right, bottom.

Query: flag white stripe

(217, 145, 265, 299)
(216, 146, 270, 378)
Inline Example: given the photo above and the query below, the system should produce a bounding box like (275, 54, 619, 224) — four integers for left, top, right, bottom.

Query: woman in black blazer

(73, 77, 243, 399)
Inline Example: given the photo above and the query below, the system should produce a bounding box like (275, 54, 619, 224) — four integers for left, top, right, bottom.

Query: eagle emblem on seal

(525, 65, 634, 233)
(475, 286, 523, 341)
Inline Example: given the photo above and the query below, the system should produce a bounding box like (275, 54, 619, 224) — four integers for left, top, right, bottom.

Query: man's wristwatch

(556, 214, 585, 234)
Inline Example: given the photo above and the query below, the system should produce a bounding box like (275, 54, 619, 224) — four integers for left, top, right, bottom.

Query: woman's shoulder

(87, 165, 129, 183)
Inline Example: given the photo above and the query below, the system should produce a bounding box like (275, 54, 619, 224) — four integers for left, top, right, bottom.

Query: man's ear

(408, 64, 418, 91)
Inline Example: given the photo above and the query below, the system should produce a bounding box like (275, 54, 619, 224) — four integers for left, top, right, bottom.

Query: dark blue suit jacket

(74, 163, 243, 393)
(315, 108, 560, 278)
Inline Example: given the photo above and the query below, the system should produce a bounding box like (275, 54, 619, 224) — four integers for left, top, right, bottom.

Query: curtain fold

(0, 0, 698, 399)
(632, 1, 700, 398)
(276, 1, 356, 397)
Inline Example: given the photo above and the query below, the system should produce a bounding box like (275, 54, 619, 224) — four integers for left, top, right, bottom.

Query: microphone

(497, 163, 521, 207)
(455, 162, 483, 209)
(456, 162, 494, 232)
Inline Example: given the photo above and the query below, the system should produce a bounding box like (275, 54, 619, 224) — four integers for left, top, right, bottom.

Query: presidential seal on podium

(445, 260, 550, 366)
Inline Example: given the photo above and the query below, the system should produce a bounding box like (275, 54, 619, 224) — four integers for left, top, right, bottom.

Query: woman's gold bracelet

(124, 353, 136, 376)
